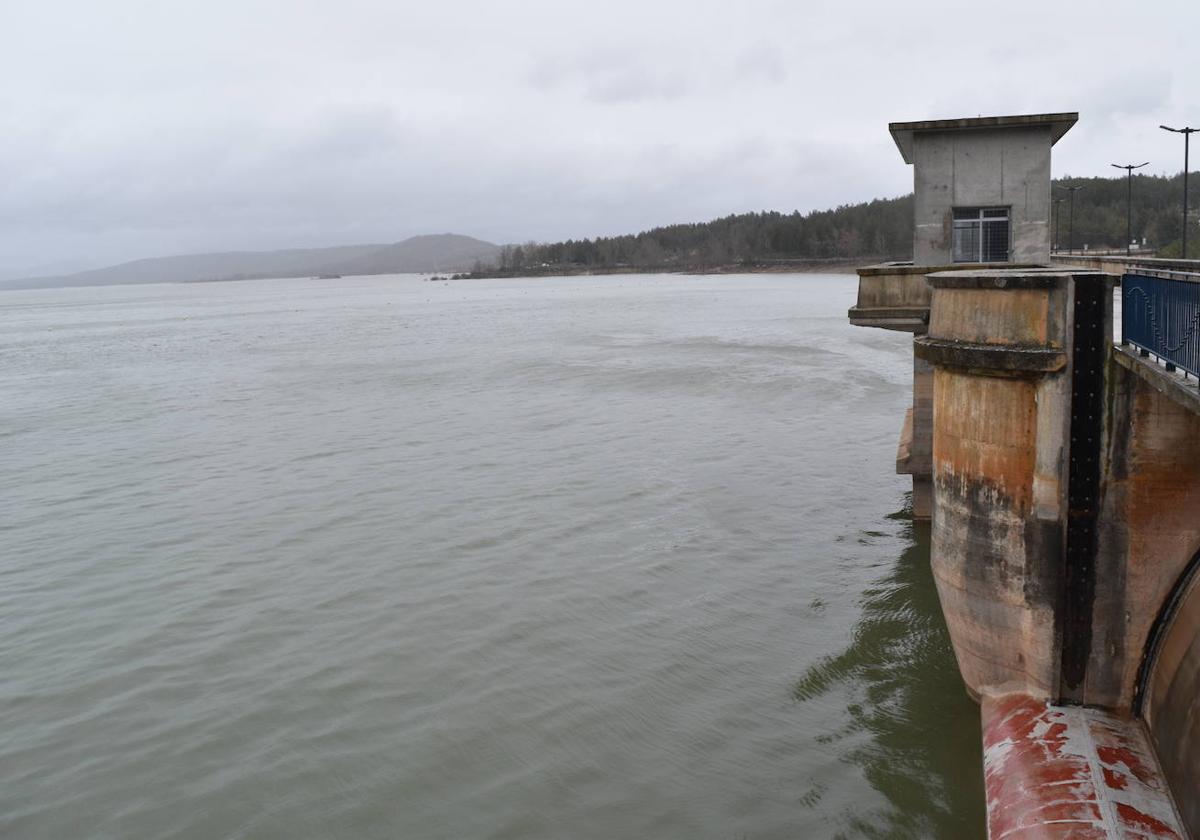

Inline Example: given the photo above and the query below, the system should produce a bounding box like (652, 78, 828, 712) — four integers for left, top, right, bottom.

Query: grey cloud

(1080, 68, 1174, 119)
(527, 47, 693, 103)
(1, 0, 1198, 276)
(732, 43, 786, 85)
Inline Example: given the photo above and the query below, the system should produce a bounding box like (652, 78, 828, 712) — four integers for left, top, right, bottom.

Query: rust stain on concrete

(1091, 367, 1200, 712)
(929, 287, 1052, 348)
(934, 369, 1038, 513)
(982, 693, 1184, 839)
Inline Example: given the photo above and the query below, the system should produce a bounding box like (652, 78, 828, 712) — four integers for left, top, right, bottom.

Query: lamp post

(1111, 162, 1149, 256)
(1052, 197, 1064, 253)
(1161, 125, 1197, 259)
(1059, 185, 1085, 254)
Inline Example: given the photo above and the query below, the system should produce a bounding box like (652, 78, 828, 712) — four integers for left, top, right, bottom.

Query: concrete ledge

(914, 336, 1066, 374)
(847, 306, 929, 319)
(856, 261, 917, 276)
(857, 261, 1042, 277)
(847, 306, 928, 332)
(848, 319, 925, 332)
(1112, 346, 1200, 417)
(926, 269, 1076, 290)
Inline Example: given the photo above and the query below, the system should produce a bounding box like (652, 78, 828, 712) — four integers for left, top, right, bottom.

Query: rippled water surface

(1, 273, 983, 838)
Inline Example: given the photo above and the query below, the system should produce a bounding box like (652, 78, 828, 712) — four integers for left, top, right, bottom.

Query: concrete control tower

(849, 112, 1078, 519)
(890, 112, 1077, 265)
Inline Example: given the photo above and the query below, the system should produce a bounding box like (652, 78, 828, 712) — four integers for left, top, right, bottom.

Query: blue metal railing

(1122, 272, 1200, 379)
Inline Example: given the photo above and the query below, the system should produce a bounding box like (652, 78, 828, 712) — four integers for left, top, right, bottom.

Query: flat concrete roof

(889, 112, 1078, 163)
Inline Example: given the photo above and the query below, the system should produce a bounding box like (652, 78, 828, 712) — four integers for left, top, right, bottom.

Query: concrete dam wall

(852, 264, 1200, 837)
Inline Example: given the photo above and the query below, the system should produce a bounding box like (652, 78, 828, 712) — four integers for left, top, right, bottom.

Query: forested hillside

(1051, 172, 1194, 256)
(490, 196, 914, 273)
(483, 171, 1197, 274)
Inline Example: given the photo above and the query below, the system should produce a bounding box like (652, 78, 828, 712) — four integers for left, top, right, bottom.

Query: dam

(850, 113, 1200, 837)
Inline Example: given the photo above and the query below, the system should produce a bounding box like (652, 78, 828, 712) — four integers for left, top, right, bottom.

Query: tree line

(477, 196, 915, 275)
(1051, 172, 1195, 256)
(471, 171, 1196, 275)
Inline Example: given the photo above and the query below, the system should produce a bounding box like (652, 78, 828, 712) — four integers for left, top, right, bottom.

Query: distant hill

(10, 170, 1195, 290)
(322, 234, 502, 276)
(1, 234, 501, 290)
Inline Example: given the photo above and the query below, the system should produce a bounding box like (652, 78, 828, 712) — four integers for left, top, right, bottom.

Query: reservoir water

(1, 273, 984, 838)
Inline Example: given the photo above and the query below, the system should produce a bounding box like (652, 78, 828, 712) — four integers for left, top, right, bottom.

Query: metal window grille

(952, 207, 1010, 262)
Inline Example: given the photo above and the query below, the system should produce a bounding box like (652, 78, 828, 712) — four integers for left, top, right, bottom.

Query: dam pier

(850, 113, 1200, 837)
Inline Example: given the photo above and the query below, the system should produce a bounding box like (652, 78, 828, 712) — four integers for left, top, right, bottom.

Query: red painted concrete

(981, 694, 1184, 839)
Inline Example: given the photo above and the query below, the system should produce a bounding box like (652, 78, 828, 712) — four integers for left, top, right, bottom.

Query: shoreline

(0, 258, 874, 292)
(451, 257, 869, 280)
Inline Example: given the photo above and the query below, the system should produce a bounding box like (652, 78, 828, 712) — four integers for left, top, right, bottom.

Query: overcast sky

(1, 0, 1197, 277)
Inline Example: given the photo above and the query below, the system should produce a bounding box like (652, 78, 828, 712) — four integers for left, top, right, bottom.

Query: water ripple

(0, 273, 978, 839)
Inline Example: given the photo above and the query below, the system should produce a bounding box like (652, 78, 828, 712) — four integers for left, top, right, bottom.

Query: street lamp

(1160, 124, 1197, 259)
(1052, 197, 1064, 253)
(1111, 162, 1149, 256)
(1058, 185, 1085, 254)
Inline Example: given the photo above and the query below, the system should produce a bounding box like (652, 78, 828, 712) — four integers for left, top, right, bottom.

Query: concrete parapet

(1051, 253, 1200, 275)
